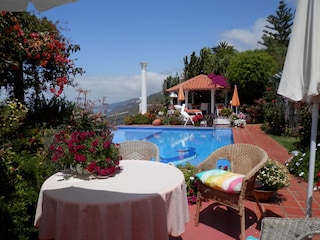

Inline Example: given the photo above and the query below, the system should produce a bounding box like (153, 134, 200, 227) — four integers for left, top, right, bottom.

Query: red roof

(166, 74, 225, 92)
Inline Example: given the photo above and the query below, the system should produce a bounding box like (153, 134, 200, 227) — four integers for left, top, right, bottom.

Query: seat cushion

(196, 168, 244, 194)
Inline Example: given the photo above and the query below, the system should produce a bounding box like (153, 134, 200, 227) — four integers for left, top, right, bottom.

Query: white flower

(295, 162, 300, 166)
(291, 150, 300, 156)
(189, 176, 195, 181)
(299, 172, 304, 177)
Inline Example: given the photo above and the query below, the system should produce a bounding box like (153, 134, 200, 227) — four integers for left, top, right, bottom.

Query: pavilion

(165, 74, 228, 114)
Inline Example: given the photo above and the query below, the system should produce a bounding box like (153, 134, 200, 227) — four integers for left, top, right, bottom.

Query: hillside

(105, 92, 163, 125)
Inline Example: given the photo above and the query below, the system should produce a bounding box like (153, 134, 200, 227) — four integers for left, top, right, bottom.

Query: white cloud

(219, 18, 267, 51)
(63, 71, 169, 104)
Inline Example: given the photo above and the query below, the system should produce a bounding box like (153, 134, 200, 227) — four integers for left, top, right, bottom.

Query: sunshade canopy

(0, 0, 77, 12)
(231, 85, 240, 107)
(277, 0, 320, 218)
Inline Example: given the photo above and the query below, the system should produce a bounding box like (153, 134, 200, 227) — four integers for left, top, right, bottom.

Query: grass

(269, 134, 298, 152)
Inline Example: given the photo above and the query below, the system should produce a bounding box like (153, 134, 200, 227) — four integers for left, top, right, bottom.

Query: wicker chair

(258, 217, 320, 240)
(195, 143, 268, 240)
(119, 140, 160, 161)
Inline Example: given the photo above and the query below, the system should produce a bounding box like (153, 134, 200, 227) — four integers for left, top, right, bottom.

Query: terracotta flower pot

(254, 188, 276, 202)
(152, 119, 161, 126)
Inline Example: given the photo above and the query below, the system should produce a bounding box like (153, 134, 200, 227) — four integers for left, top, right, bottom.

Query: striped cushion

(196, 168, 244, 194)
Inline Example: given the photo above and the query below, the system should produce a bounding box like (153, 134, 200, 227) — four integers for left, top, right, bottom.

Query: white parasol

(0, 0, 77, 12)
(278, 0, 320, 217)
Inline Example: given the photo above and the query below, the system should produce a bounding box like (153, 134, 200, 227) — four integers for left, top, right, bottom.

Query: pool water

(113, 126, 234, 166)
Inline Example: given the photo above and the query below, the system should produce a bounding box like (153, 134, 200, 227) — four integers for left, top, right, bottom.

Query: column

(140, 62, 148, 114)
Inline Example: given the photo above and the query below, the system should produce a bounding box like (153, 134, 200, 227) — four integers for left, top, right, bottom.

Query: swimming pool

(113, 126, 234, 166)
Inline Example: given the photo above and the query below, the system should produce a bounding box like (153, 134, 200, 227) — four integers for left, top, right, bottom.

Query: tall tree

(226, 50, 277, 104)
(0, 11, 84, 105)
(211, 41, 238, 75)
(258, 0, 294, 71)
(183, 51, 202, 80)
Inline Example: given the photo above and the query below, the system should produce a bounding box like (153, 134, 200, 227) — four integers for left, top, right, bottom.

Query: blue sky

(29, 0, 297, 104)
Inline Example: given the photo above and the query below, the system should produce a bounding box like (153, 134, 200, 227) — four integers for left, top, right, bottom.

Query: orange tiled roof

(165, 74, 225, 92)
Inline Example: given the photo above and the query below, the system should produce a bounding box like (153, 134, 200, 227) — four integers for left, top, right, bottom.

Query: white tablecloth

(34, 160, 189, 240)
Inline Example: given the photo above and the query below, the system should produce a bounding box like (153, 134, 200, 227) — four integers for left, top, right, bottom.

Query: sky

(28, 0, 297, 104)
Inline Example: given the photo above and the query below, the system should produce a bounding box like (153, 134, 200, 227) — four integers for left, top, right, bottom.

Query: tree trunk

(13, 64, 25, 104)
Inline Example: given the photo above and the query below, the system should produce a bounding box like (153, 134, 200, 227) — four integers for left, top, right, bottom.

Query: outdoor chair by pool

(181, 111, 195, 126)
(215, 103, 225, 117)
(119, 140, 160, 162)
(195, 143, 268, 240)
(178, 103, 194, 126)
(246, 217, 320, 240)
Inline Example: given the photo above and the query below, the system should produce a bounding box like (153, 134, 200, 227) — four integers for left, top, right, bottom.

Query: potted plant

(221, 107, 232, 117)
(230, 112, 247, 128)
(49, 130, 122, 177)
(255, 158, 290, 201)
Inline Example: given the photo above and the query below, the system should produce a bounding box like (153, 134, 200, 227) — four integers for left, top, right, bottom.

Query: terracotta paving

(176, 124, 320, 240)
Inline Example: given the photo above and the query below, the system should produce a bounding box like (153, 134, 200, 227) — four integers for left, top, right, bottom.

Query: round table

(34, 160, 189, 240)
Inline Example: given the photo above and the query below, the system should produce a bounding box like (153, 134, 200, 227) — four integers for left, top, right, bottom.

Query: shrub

(133, 113, 154, 124)
(221, 107, 232, 117)
(176, 163, 198, 205)
(286, 149, 320, 184)
(123, 115, 134, 125)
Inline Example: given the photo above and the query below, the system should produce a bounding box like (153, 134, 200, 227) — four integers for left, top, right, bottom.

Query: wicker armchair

(119, 140, 160, 161)
(195, 143, 268, 240)
(259, 217, 320, 240)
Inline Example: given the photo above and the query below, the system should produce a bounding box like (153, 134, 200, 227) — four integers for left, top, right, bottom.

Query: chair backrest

(119, 140, 160, 161)
(215, 103, 225, 110)
(180, 103, 186, 112)
(260, 217, 320, 240)
(197, 143, 268, 177)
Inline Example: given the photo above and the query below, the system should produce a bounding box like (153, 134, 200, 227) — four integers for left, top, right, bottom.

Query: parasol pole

(306, 102, 319, 217)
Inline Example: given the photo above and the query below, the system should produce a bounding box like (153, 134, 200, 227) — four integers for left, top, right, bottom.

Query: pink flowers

(208, 73, 229, 88)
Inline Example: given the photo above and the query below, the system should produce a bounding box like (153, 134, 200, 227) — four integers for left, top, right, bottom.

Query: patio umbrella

(178, 85, 185, 102)
(277, 0, 320, 218)
(231, 85, 240, 114)
(0, 0, 77, 12)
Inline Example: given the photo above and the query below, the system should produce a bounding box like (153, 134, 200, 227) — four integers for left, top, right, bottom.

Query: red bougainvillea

(0, 11, 83, 99)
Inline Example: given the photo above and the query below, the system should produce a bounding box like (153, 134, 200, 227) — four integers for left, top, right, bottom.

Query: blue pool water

(113, 126, 234, 166)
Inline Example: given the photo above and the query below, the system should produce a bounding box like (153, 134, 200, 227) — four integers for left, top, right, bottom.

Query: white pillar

(140, 62, 148, 114)
(185, 90, 189, 108)
(210, 89, 215, 114)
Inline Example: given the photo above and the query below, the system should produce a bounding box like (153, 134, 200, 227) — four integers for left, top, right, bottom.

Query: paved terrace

(174, 124, 320, 240)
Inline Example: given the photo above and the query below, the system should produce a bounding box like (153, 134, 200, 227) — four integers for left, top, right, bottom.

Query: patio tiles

(180, 124, 320, 240)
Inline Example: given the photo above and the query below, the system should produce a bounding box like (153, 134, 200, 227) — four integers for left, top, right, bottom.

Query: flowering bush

(285, 150, 309, 180)
(257, 159, 290, 191)
(285, 149, 320, 188)
(177, 163, 198, 205)
(192, 114, 204, 126)
(208, 73, 229, 88)
(0, 99, 28, 137)
(49, 130, 122, 176)
(229, 112, 247, 127)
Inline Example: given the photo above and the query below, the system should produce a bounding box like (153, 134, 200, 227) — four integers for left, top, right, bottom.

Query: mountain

(98, 92, 164, 125)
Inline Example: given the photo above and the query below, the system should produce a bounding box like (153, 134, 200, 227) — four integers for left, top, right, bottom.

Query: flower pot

(152, 118, 161, 126)
(254, 188, 276, 202)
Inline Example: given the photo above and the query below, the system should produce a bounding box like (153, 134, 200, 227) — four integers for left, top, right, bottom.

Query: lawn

(269, 134, 298, 152)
